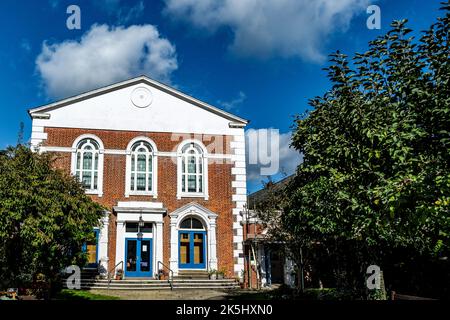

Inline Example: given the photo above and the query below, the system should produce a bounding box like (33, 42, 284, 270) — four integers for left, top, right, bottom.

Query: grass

(54, 289, 120, 300)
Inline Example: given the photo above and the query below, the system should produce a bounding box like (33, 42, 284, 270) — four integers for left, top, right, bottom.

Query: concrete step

(176, 271, 209, 279)
(62, 278, 240, 290)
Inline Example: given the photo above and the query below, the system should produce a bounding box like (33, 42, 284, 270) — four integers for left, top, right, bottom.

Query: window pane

(141, 223, 152, 233)
(131, 155, 135, 172)
(180, 219, 191, 229)
(94, 172, 98, 190)
(188, 156, 196, 173)
(82, 172, 92, 188)
(192, 218, 203, 229)
(182, 175, 186, 192)
(76, 153, 81, 169)
(182, 158, 186, 173)
(148, 156, 152, 173)
(188, 175, 196, 192)
(126, 222, 138, 233)
(198, 175, 203, 193)
(199, 158, 203, 173)
(137, 154, 146, 172)
(83, 152, 92, 170)
(131, 175, 135, 191)
(136, 173, 146, 191)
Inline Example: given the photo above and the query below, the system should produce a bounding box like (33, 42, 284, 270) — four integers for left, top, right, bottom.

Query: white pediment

(29, 76, 247, 135)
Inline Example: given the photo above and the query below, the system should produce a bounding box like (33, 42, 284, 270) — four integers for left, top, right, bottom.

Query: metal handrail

(157, 261, 174, 290)
(107, 260, 123, 291)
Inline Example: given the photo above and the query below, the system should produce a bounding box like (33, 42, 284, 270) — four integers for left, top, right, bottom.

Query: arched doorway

(178, 217, 207, 269)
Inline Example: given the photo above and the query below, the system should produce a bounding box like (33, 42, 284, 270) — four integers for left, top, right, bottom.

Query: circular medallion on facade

(131, 87, 153, 108)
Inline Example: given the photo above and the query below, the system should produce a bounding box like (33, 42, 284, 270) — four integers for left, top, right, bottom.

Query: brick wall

(43, 127, 236, 278)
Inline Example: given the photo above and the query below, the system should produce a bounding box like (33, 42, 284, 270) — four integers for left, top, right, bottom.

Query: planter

(209, 274, 217, 280)
(217, 273, 224, 280)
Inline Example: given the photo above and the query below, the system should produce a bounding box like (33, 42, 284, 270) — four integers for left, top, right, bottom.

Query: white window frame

(71, 134, 104, 197)
(125, 136, 158, 198)
(177, 139, 209, 200)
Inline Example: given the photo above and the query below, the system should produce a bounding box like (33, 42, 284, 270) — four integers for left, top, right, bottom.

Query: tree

(283, 3, 450, 298)
(0, 144, 105, 297)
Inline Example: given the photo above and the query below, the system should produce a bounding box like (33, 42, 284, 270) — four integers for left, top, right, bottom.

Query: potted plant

(115, 269, 123, 280)
(158, 269, 168, 280)
(208, 269, 217, 280)
(217, 268, 226, 279)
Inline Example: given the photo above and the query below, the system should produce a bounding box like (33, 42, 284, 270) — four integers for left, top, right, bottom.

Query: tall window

(75, 139, 99, 190)
(181, 143, 204, 193)
(130, 141, 153, 192)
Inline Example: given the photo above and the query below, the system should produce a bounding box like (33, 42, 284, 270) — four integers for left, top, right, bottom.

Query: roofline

(28, 75, 249, 125)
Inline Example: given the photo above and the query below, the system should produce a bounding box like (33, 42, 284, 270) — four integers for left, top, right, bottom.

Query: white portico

(169, 202, 218, 275)
(114, 201, 165, 278)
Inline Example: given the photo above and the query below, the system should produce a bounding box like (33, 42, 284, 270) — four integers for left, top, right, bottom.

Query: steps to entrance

(62, 278, 240, 291)
(175, 270, 209, 280)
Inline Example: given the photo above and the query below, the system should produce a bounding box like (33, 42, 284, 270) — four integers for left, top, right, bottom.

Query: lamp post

(137, 214, 144, 239)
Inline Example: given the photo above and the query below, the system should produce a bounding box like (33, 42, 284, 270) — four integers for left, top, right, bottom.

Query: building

(28, 76, 248, 280)
(242, 176, 297, 289)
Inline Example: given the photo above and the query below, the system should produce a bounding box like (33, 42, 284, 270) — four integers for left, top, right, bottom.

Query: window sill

(85, 190, 103, 197)
(126, 191, 157, 198)
(177, 193, 209, 200)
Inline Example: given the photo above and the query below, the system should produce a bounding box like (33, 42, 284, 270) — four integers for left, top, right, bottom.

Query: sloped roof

(28, 75, 249, 125)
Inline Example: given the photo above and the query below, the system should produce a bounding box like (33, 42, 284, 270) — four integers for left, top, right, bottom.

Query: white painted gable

(29, 77, 247, 136)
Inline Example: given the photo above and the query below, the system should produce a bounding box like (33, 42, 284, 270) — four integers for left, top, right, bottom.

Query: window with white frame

(75, 138, 100, 190)
(130, 141, 154, 192)
(181, 143, 205, 194)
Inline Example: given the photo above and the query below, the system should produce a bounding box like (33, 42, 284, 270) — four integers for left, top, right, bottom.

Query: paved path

(89, 289, 232, 300)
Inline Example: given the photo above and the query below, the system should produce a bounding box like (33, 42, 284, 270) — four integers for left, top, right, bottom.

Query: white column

(155, 221, 163, 276)
(115, 221, 125, 268)
(208, 217, 218, 271)
(98, 211, 110, 275)
(169, 216, 179, 275)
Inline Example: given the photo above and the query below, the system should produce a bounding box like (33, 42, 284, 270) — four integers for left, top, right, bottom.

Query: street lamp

(137, 214, 144, 239)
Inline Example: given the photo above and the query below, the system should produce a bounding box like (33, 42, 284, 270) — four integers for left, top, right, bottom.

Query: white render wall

(31, 83, 241, 137)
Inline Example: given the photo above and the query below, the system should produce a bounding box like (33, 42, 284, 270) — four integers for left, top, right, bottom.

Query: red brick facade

(43, 127, 237, 278)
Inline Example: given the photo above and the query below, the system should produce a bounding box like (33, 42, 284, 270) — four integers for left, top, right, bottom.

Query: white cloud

(217, 91, 246, 111)
(246, 129, 302, 184)
(164, 0, 371, 62)
(36, 24, 178, 99)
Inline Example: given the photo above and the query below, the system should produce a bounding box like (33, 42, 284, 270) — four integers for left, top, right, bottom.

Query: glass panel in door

(193, 233, 204, 265)
(180, 233, 190, 264)
(126, 239, 137, 272)
(140, 240, 151, 272)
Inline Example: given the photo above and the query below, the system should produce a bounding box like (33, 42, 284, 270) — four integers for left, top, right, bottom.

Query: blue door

(179, 231, 206, 269)
(125, 238, 153, 277)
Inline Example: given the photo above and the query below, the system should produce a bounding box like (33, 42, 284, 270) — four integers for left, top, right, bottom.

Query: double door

(125, 238, 153, 277)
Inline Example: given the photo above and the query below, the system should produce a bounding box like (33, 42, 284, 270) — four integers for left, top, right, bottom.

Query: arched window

(75, 138, 100, 190)
(130, 141, 153, 192)
(181, 143, 204, 193)
(180, 217, 205, 230)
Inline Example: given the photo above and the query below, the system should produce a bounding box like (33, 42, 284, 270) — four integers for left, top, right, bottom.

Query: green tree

(283, 3, 450, 298)
(0, 144, 105, 297)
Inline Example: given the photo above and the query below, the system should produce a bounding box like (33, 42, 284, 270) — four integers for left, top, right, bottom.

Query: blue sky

(0, 0, 444, 192)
